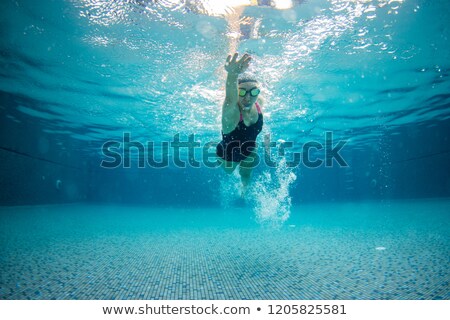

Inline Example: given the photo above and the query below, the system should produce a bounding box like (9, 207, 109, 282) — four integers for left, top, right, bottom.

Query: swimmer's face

(238, 81, 259, 109)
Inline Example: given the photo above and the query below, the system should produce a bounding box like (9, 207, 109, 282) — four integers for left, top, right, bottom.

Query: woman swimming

(216, 53, 264, 198)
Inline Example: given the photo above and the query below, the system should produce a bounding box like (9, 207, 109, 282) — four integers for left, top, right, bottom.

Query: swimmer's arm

(223, 53, 251, 107)
(222, 71, 239, 132)
(224, 72, 239, 107)
(221, 53, 251, 133)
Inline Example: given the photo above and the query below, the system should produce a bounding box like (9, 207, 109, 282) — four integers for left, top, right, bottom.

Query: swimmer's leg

(239, 151, 258, 198)
(218, 157, 239, 174)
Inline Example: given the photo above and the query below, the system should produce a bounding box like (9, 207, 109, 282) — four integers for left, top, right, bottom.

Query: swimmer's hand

(225, 53, 251, 75)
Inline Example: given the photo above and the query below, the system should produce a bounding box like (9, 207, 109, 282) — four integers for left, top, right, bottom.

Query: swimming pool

(1, 0, 449, 300)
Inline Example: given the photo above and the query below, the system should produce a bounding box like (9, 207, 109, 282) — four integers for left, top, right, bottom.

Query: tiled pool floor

(1, 200, 449, 299)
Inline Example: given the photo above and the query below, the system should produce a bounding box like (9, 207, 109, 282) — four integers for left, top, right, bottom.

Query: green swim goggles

(238, 87, 260, 97)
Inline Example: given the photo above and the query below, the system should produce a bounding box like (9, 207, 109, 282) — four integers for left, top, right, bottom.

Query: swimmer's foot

(240, 184, 248, 199)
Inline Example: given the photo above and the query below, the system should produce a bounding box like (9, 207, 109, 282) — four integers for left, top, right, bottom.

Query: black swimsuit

(216, 102, 263, 162)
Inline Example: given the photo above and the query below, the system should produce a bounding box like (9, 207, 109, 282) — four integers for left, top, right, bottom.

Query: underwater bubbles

(251, 158, 297, 226)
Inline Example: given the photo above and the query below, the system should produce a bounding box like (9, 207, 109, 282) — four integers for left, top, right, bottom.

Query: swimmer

(216, 53, 264, 198)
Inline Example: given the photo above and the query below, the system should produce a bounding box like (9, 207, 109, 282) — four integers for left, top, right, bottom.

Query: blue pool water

(1, 0, 450, 300)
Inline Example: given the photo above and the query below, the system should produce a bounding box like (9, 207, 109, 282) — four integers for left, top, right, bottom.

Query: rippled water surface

(2, 0, 449, 152)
